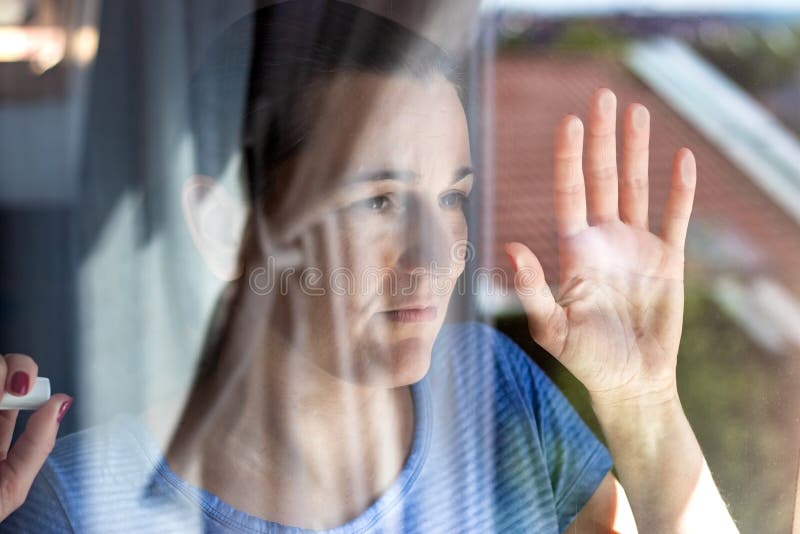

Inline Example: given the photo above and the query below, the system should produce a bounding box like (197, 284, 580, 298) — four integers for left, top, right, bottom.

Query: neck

(164, 281, 415, 528)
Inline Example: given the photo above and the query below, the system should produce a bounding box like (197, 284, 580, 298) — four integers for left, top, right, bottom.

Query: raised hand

(505, 88, 696, 406)
(0, 354, 71, 521)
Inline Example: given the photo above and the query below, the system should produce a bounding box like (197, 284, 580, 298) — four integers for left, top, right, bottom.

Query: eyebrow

(352, 166, 474, 185)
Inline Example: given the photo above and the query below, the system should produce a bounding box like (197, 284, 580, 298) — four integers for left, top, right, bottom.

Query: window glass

(1, 1, 797, 532)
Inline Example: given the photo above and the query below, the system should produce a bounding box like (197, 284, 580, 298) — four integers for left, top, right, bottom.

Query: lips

(383, 305, 438, 323)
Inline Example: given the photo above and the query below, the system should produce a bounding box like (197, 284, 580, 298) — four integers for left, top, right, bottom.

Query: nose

(395, 197, 454, 274)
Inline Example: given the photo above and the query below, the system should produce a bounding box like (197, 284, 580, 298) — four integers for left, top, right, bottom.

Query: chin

(355, 334, 434, 388)
(385, 336, 434, 386)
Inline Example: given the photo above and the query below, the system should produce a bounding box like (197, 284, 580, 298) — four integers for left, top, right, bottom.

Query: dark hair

(190, 0, 463, 380)
(195, 0, 462, 208)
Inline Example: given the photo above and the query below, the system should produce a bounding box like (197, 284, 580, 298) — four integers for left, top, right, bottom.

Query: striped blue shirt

(2, 322, 612, 533)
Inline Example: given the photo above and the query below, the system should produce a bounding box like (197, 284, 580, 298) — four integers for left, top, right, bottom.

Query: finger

(0, 357, 11, 458)
(620, 103, 650, 229)
(0, 394, 72, 512)
(0, 409, 19, 460)
(661, 148, 697, 249)
(553, 115, 588, 237)
(585, 88, 619, 224)
(3, 354, 38, 397)
(504, 242, 567, 356)
(0, 354, 38, 458)
(0, 358, 8, 400)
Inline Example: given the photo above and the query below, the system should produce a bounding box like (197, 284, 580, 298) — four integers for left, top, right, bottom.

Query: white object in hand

(0, 377, 51, 410)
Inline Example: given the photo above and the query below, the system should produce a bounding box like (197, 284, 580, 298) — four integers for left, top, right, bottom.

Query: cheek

(334, 209, 469, 271)
(317, 217, 394, 306)
(449, 212, 469, 241)
(339, 215, 395, 263)
(445, 212, 469, 267)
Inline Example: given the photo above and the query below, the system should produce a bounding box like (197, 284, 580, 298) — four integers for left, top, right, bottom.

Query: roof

(627, 38, 800, 228)
(481, 45, 800, 316)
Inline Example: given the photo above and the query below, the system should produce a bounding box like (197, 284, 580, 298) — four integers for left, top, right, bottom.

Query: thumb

(0, 394, 72, 518)
(504, 242, 565, 356)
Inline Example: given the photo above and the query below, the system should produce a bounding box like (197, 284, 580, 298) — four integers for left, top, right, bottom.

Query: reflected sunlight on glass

(1, 0, 798, 532)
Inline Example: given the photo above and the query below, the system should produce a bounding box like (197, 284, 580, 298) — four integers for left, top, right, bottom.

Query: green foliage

(693, 25, 800, 93)
(496, 19, 631, 56)
(678, 283, 795, 533)
(552, 22, 630, 55)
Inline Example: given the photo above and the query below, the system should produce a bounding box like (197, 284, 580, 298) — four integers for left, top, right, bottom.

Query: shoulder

(47, 413, 160, 492)
(433, 322, 603, 449)
(427, 322, 613, 531)
(429, 321, 561, 443)
(1, 414, 163, 533)
(432, 322, 612, 530)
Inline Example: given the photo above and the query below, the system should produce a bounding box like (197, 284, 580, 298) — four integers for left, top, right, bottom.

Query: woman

(1, 1, 737, 532)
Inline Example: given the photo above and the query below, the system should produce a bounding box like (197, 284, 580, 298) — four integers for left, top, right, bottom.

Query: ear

(181, 175, 248, 281)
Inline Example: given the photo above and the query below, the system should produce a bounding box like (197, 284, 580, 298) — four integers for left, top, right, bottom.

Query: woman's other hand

(0, 353, 72, 521)
(505, 88, 694, 408)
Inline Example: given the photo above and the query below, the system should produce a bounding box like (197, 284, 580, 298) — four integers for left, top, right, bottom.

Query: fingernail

(681, 151, 696, 184)
(9, 371, 29, 396)
(599, 89, 615, 113)
(57, 398, 73, 424)
(633, 105, 649, 129)
(568, 117, 583, 138)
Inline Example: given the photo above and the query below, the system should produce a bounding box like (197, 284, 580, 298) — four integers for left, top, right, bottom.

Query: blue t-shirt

(2, 322, 612, 533)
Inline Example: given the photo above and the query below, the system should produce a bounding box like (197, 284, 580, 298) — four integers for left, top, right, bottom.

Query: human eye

(353, 194, 396, 214)
(439, 190, 469, 211)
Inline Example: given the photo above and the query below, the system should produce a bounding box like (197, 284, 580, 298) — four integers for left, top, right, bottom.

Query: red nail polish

(57, 398, 73, 424)
(9, 371, 29, 396)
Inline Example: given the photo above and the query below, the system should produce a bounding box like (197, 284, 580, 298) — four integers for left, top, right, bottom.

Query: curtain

(74, 0, 252, 426)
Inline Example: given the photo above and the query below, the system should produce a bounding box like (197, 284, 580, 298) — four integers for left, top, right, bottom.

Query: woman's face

(261, 72, 473, 388)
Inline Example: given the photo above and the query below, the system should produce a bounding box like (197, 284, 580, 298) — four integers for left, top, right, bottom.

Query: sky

(482, 0, 800, 15)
